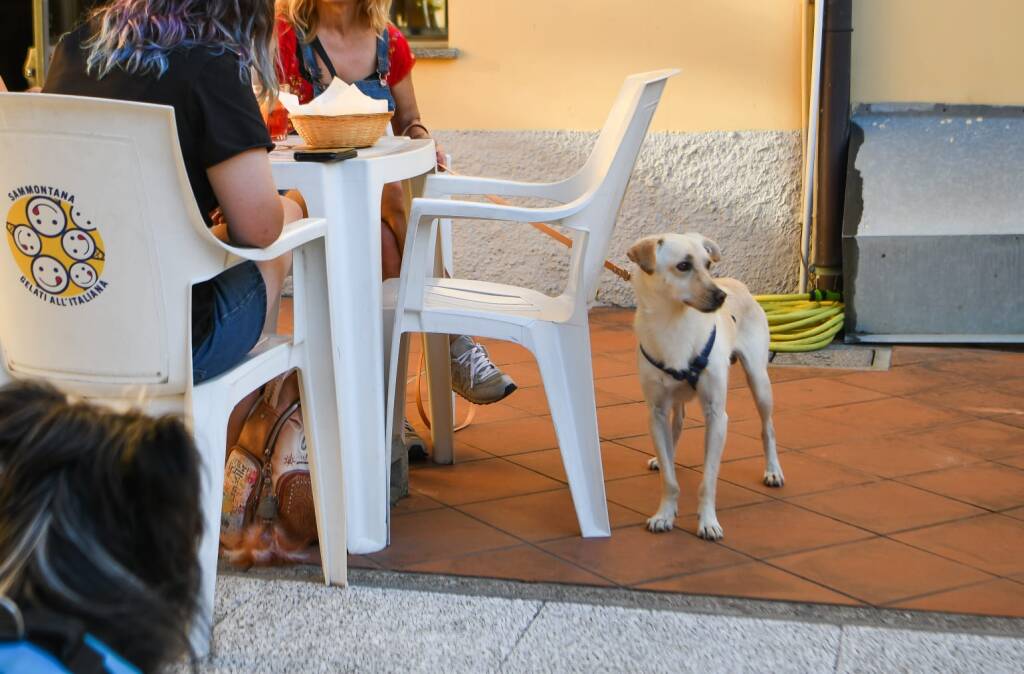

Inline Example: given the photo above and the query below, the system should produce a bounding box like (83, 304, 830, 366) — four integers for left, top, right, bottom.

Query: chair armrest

(424, 173, 575, 203)
(213, 217, 326, 261)
(410, 196, 589, 229)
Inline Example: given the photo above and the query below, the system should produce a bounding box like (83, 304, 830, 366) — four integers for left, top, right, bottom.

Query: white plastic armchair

(385, 70, 677, 539)
(0, 93, 346, 656)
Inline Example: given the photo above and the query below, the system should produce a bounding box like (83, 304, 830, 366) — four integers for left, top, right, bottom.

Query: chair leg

(184, 388, 231, 658)
(530, 322, 611, 537)
(422, 332, 455, 464)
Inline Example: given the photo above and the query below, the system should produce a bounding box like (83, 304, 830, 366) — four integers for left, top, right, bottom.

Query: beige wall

(413, 0, 804, 132)
(852, 0, 1024, 107)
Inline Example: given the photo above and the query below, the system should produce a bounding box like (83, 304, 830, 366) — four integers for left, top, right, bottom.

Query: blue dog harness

(639, 326, 717, 389)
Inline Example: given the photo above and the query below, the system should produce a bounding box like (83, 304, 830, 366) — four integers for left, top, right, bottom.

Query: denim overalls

(298, 28, 396, 111)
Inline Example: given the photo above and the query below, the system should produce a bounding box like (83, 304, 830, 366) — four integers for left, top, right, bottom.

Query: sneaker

(449, 335, 517, 405)
(403, 419, 429, 462)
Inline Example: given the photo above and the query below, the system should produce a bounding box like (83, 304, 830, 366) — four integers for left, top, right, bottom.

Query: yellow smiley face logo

(6, 194, 106, 300)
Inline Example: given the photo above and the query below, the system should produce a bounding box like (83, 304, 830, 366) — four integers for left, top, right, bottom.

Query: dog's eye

(705, 260, 712, 270)
(676, 260, 691, 272)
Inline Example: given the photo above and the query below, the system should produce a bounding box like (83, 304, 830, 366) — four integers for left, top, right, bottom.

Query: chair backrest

(561, 70, 677, 306)
(0, 93, 228, 397)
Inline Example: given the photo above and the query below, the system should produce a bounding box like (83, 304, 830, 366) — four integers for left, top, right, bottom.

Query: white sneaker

(449, 335, 517, 405)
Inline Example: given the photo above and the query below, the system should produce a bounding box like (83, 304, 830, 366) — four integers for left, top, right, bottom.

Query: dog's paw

(648, 457, 660, 471)
(696, 516, 724, 541)
(646, 514, 675, 533)
(763, 469, 785, 488)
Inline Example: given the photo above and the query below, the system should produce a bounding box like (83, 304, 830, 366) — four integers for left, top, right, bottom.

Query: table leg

(320, 168, 389, 554)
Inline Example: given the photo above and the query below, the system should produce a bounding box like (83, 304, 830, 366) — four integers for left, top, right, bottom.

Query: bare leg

(381, 222, 401, 280)
(697, 396, 727, 540)
(645, 398, 680, 532)
(254, 195, 300, 334)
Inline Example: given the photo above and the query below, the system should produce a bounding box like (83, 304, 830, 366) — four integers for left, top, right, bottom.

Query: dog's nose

(712, 288, 726, 307)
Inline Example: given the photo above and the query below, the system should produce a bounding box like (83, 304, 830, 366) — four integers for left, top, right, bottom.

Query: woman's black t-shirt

(43, 24, 273, 343)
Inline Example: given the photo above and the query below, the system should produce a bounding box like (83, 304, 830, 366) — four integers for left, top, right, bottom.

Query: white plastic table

(270, 136, 436, 555)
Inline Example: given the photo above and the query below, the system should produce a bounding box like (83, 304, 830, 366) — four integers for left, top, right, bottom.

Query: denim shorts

(192, 261, 267, 384)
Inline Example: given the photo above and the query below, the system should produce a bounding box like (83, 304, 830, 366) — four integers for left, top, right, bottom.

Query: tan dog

(627, 233, 783, 539)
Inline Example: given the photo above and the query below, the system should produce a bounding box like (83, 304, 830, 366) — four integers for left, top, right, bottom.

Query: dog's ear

(698, 235, 722, 263)
(627, 237, 661, 275)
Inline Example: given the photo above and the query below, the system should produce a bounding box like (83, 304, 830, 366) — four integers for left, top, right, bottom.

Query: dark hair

(0, 380, 203, 672)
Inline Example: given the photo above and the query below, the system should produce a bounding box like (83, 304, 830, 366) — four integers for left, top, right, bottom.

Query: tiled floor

(281, 303, 1024, 618)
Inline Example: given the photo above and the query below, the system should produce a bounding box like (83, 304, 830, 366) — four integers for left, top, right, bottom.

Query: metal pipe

(798, 0, 824, 293)
(812, 0, 852, 290)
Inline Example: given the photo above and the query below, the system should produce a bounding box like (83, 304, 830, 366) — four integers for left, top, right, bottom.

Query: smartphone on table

(294, 148, 358, 163)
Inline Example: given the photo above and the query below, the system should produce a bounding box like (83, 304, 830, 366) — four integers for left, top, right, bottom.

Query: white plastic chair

(0, 93, 345, 656)
(385, 70, 678, 538)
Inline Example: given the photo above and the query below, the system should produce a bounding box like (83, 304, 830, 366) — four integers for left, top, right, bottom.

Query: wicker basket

(290, 111, 394, 149)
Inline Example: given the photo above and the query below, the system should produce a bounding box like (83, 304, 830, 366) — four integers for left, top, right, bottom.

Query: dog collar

(639, 326, 717, 389)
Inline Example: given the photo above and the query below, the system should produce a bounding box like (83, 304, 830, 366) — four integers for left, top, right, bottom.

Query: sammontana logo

(6, 187, 108, 306)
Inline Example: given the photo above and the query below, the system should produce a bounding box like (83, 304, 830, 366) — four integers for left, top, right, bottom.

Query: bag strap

(310, 37, 339, 81)
(0, 604, 107, 674)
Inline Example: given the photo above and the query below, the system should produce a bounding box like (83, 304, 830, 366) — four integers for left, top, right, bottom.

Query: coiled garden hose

(754, 290, 844, 353)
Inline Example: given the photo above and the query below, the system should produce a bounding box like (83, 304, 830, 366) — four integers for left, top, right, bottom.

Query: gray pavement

(180, 569, 1024, 673)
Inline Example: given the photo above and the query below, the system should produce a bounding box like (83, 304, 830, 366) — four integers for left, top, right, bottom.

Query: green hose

(753, 291, 844, 353)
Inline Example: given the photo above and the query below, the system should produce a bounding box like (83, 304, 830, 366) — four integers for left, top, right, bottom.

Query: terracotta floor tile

(604, 468, 768, 521)
(803, 434, 983, 478)
(594, 374, 646, 402)
(924, 354, 1024, 382)
(405, 435, 494, 463)
(790, 481, 986, 534)
(391, 492, 446, 516)
(676, 501, 871, 559)
(836, 365, 953, 396)
(900, 462, 1024, 511)
(912, 385, 1024, 419)
(475, 339, 535, 365)
(505, 441, 654, 482)
(1003, 507, 1024, 521)
(908, 419, 1024, 460)
(589, 330, 637, 353)
(717, 452, 875, 498)
(731, 410, 857, 450)
(598, 402, 701, 440)
(591, 353, 638, 378)
(370, 508, 519, 568)
(638, 561, 861, 605)
(890, 579, 1024, 618)
(458, 489, 645, 542)
(455, 397, 534, 425)
(409, 457, 562, 506)
(722, 387, 763, 422)
(455, 417, 559, 456)
(994, 377, 1024, 397)
(812, 397, 968, 436)
(615, 429, 768, 468)
(507, 383, 631, 415)
(498, 361, 543, 389)
(770, 378, 888, 411)
(406, 544, 613, 586)
(993, 414, 1024, 430)
(1000, 455, 1024, 470)
(891, 514, 1024, 576)
(772, 538, 992, 605)
(891, 345, 955, 366)
(541, 525, 748, 586)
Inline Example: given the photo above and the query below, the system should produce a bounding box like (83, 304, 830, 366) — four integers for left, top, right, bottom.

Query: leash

(413, 344, 476, 435)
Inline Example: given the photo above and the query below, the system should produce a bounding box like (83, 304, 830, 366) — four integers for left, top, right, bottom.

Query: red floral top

(276, 19, 416, 104)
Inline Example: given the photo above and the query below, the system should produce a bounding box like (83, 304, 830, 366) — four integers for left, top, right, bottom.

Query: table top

(270, 135, 434, 163)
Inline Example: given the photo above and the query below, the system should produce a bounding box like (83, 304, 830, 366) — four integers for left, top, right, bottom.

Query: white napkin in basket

(280, 78, 388, 116)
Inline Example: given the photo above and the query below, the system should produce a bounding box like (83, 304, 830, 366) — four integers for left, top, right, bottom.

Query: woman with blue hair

(43, 0, 298, 385)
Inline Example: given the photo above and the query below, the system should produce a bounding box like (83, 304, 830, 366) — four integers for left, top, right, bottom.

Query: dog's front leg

(645, 400, 679, 532)
(697, 399, 728, 541)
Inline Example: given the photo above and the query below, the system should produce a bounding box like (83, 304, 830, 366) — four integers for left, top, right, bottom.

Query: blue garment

(298, 27, 396, 111)
(0, 635, 139, 674)
(191, 260, 267, 384)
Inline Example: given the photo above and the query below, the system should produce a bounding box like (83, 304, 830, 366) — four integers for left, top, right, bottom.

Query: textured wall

(435, 129, 803, 307)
